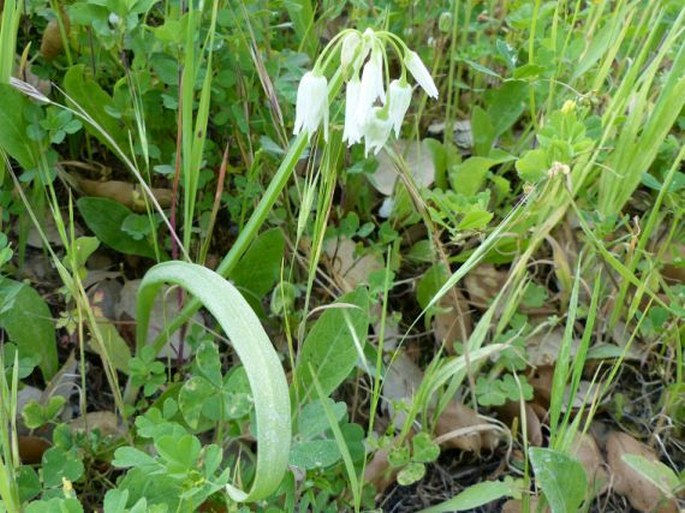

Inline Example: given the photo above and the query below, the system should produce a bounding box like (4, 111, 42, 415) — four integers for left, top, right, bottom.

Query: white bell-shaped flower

(362, 107, 393, 157)
(343, 76, 364, 145)
(357, 46, 386, 120)
(341, 32, 364, 76)
(404, 50, 439, 99)
(293, 71, 329, 142)
(387, 79, 412, 137)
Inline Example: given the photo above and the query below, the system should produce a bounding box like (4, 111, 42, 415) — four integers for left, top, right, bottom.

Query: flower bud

(293, 71, 329, 142)
(404, 50, 439, 99)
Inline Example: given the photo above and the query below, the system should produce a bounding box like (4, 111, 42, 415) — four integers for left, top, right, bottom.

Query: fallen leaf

(660, 243, 684, 284)
(464, 265, 507, 309)
(364, 435, 412, 497)
(435, 400, 499, 453)
(64, 172, 173, 213)
(432, 289, 473, 353)
(383, 352, 498, 453)
(116, 280, 203, 359)
(40, 13, 70, 60)
(606, 431, 678, 513)
(18, 436, 51, 464)
(370, 139, 436, 196)
(497, 400, 543, 447)
(501, 497, 548, 513)
(68, 411, 124, 437)
(570, 432, 608, 496)
(324, 237, 383, 292)
(527, 328, 579, 368)
(529, 365, 555, 405)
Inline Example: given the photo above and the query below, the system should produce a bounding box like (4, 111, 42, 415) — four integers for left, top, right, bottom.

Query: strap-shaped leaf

(135, 261, 291, 502)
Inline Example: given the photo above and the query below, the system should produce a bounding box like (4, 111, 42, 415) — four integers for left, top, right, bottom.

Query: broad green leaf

(289, 439, 341, 470)
(155, 434, 201, 472)
(297, 398, 347, 439)
(529, 447, 587, 513)
(41, 447, 85, 488)
(471, 106, 496, 157)
(449, 155, 514, 197)
(103, 489, 129, 513)
(229, 228, 285, 302)
(0, 85, 37, 169)
(132, 262, 291, 502)
(25, 498, 84, 513)
(0, 278, 58, 381)
(77, 197, 156, 258)
(485, 81, 528, 138)
(63, 65, 129, 156)
(516, 148, 549, 182)
(179, 376, 216, 429)
(112, 447, 159, 469)
(90, 320, 131, 374)
(17, 466, 41, 503)
(418, 480, 519, 512)
(295, 287, 369, 402)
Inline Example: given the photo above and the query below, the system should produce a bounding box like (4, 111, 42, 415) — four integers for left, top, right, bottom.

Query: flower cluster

(293, 28, 439, 156)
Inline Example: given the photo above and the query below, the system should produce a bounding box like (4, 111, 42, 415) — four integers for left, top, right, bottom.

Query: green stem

(124, 69, 345, 404)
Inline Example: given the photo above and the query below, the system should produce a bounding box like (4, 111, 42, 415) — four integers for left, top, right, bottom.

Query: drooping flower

(293, 71, 329, 142)
(362, 107, 393, 157)
(343, 76, 364, 145)
(404, 50, 439, 99)
(357, 46, 386, 121)
(340, 32, 364, 76)
(387, 79, 413, 137)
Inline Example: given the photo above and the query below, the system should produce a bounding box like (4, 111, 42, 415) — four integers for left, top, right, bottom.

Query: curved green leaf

(134, 261, 291, 502)
(77, 197, 156, 258)
(0, 278, 57, 381)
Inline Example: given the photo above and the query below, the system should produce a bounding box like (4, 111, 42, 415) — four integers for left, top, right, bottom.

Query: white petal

(405, 50, 438, 99)
(341, 32, 363, 74)
(388, 80, 413, 137)
(362, 107, 393, 157)
(343, 77, 364, 145)
(293, 71, 329, 142)
(357, 47, 385, 122)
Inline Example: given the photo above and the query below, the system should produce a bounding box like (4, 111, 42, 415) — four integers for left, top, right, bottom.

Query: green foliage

(0, 278, 58, 381)
(475, 374, 533, 407)
(529, 448, 587, 513)
(76, 197, 157, 258)
(21, 396, 66, 429)
(295, 287, 370, 403)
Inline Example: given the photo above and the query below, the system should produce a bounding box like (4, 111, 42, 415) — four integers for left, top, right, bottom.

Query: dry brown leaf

(18, 436, 51, 464)
(607, 431, 678, 513)
(502, 497, 548, 513)
(529, 365, 555, 405)
(364, 447, 395, 495)
(435, 400, 499, 453)
(324, 237, 383, 292)
(527, 328, 579, 368)
(370, 140, 435, 196)
(116, 280, 203, 359)
(75, 176, 173, 213)
(464, 264, 507, 309)
(40, 19, 62, 60)
(382, 352, 498, 453)
(432, 288, 473, 353)
(660, 243, 684, 284)
(570, 432, 608, 496)
(497, 400, 543, 447)
(68, 411, 124, 437)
